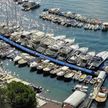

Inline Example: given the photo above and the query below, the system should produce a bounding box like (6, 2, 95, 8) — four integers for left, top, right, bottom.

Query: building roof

(64, 90, 86, 107)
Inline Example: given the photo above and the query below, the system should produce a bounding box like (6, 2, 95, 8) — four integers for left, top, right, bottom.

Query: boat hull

(30, 67, 37, 72)
(64, 77, 72, 82)
(18, 62, 27, 67)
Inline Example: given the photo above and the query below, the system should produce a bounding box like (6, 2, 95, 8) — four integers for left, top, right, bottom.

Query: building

(63, 90, 86, 108)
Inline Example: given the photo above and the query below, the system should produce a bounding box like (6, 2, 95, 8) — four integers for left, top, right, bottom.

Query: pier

(0, 34, 95, 75)
(79, 71, 106, 108)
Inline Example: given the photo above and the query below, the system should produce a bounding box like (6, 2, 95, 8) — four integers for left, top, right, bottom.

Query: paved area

(40, 102, 62, 108)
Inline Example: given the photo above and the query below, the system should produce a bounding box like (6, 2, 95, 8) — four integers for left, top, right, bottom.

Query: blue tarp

(0, 34, 95, 75)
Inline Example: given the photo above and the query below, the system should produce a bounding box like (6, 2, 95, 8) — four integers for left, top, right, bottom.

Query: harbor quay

(0, 66, 62, 108)
(0, 24, 108, 108)
(0, 0, 108, 107)
(0, 58, 108, 108)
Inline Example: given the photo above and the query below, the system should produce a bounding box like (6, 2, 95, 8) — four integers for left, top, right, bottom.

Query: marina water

(1, 0, 108, 108)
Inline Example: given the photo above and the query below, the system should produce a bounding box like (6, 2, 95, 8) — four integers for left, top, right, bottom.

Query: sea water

(1, 0, 108, 108)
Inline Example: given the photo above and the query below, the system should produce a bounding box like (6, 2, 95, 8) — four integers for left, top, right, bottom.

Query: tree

(6, 81, 37, 108)
(0, 85, 8, 108)
(0, 87, 5, 105)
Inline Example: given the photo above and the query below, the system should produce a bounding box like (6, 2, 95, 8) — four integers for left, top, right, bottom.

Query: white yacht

(30, 61, 38, 67)
(70, 44, 79, 50)
(56, 66, 69, 78)
(13, 55, 22, 62)
(78, 47, 88, 53)
(87, 51, 96, 57)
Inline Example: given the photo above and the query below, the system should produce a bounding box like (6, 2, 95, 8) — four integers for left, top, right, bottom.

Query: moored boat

(29, 61, 38, 71)
(73, 84, 88, 92)
(17, 53, 34, 67)
(90, 77, 97, 85)
(95, 88, 107, 103)
(79, 74, 87, 82)
(15, 53, 29, 61)
(21, 1, 40, 11)
(56, 66, 69, 79)
(43, 63, 55, 75)
(50, 65, 60, 77)
(56, 71, 66, 79)
(36, 60, 50, 73)
(73, 71, 82, 80)
(18, 58, 28, 67)
(13, 55, 22, 64)
(102, 22, 108, 32)
(84, 75, 92, 84)
(40, 8, 103, 31)
(88, 51, 108, 70)
(64, 71, 75, 81)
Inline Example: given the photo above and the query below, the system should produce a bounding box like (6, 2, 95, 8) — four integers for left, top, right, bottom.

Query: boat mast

(7, 0, 15, 27)
(7, 0, 23, 30)
(0, 2, 3, 24)
(0, 1, 9, 27)
(5, 1, 9, 27)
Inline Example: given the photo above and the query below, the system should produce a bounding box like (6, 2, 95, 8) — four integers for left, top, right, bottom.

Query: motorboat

(57, 44, 76, 61)
(42, 37, 56, 46)
(57, 50, 70, 61)
(17, 54, 33, 67)
(54, 35, 66, 40)
(56, 71, 66, 79)
(73, 71, 82, 80)
(66, 44, 80, 64)
(73, 84, 88, 92)
(64, 70, 75, 81)
(28, 58, 39, 71)
(67, 55, 78, 64)
(78, 74, 87, 82)
(48, 8, 60, 15)
(90, 77, 97, 85)
(18, 58, 28, 67)
(70, 44, 79, 50)
(36, 44, 48, 53)
(7, 50, 18, 59)
(95, 88, 107, 103)
(30, 61, 37, 70)
(50, 66, 66, 76)
(64, 38, 75, 46)
(87, 51, 96, 57)
(43, 63, 56, 75)
(102, 22, 108, 31)
(87, 51, 108, 70)
(36, 46, 46, 53)
(56, 66, 69, 79)
(13, 55, 22, 64)
(40, 8, 102, 32)
(36, 60, 50, 72)
(78, 47, 88, 54)
(76, 51, 96, 67)
(84, 75, 92, 84)
(44, 48, 58, 58)
(21, 1, 40, 11)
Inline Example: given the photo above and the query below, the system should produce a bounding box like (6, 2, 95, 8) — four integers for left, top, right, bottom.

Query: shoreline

(0, 0, 108, 108)
(0, 66, 62, 107)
